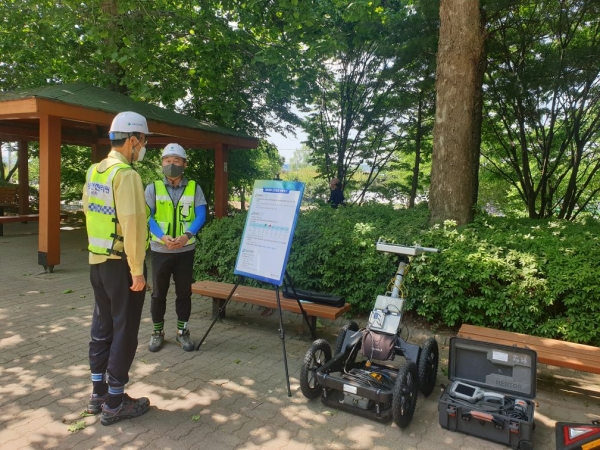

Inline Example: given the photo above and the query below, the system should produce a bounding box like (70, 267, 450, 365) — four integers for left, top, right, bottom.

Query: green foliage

(194, 202, 432, 301)
(282, 165, 326, 205)
(193, 212, 247, 284)
(410, 214, 600, 345)
(482, 0, 600, 220)
(194, 204, 600, 345)
(60, 145, 91, 202)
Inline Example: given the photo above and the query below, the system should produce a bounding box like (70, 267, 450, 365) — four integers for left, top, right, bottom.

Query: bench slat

(191, 280, 351, 320)
(458, 324, 600, 374)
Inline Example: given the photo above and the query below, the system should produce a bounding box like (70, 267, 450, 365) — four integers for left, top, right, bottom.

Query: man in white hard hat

(145, 143, 207, 352)
(82, 111, 151, 425)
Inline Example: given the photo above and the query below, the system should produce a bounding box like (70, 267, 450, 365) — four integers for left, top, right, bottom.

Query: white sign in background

(234, 181, 304, 285)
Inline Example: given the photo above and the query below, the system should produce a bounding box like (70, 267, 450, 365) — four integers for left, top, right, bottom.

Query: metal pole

(195, 276, 242, 351)
(275, 287, 292, 397)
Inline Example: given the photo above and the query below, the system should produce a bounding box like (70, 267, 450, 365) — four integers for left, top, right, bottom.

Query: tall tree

(228, 141, 283, 210)
(382, 0, 439, 207)
(299, 1, 428, 204)
(429, 0, 485, 225)
(481, 0, 600, 219)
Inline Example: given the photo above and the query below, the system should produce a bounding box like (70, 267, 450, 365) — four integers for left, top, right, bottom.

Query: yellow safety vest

(153, 180, 196, 246)
(85, 162, 130, 256)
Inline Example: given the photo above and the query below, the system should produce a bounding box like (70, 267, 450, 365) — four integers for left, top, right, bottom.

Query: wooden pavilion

(0, 83, 258, 272)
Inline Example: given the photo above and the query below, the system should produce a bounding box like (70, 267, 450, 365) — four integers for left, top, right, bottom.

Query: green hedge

(193, 204, 600, 345)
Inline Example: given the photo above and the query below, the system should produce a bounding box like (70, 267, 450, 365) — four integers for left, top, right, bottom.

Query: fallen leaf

(68, 420, 86, 432)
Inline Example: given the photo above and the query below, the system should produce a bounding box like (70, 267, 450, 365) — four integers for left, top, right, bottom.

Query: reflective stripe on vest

(153, 180, 196, 245)
(85, 162, 130, 256)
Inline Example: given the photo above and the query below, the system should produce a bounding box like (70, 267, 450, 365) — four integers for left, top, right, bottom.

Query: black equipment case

(438, 337, 537, 450)
(282, 287, 345, 308)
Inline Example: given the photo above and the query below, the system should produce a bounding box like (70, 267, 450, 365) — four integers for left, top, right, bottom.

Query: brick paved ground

(0, 222, 598, 449)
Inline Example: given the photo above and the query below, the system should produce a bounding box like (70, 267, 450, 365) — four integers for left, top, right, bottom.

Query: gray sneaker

(100, 394, 150, 426)
(148, 330, 164, 352)
(176, 329, 194, 352)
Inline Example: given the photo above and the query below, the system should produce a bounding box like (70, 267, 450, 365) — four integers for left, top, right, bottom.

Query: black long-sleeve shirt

(328, 188, 344, 208)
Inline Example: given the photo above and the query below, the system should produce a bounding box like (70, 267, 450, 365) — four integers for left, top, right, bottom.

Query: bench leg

(212, 298, 226, 321)
(0, 206, 4, 236)
(302, 316, 317, 340)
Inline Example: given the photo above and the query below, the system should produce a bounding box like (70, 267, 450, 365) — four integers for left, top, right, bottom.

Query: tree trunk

(240, 186, 246, 211)
(409, 97, 424, 208)
(429, 0, 485, 225)
(0, 141, 4, 180)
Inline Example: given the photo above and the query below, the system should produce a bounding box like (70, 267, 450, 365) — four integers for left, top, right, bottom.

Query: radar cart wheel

(392, 361, 419, 428)
(300, 339, 332, 399)
(417, 337, 439, 396)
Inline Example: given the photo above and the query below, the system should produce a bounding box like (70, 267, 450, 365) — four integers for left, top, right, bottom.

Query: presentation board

(234, 180, 305, 285)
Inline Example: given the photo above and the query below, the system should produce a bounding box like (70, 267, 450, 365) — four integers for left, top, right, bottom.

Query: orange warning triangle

(556, 422, 600, 450)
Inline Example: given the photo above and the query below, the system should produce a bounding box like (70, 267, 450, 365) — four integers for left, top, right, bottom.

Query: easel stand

(195, 272, 315, 397)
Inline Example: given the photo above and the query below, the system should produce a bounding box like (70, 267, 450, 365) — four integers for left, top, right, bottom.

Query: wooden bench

(191, 280, 351, 338)
(458, 324, 600, 375)
(0, 212, 68, 235)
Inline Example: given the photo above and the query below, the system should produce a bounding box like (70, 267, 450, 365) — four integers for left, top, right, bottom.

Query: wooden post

(38, 114, 62, 272)
(17, 141, 29, 215)
(214, 143, 229, 218)
(91, 144, 110, 163)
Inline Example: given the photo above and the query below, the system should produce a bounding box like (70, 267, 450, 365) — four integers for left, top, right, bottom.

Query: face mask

(162, 164, 184, 178)
(136, 146, 146, 162)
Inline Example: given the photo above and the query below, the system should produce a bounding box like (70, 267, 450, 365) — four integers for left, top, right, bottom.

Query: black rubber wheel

(300, 339, 332, 399)
(417, 337, 439, 396)
(392, 361, 419, 428)
(334, 321, 359, 355)
(518, 440, 533, 450)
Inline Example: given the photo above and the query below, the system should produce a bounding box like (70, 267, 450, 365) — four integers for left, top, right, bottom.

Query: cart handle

(375, 242, 441, 256)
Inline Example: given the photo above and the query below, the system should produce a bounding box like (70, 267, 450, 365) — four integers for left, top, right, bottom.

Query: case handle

(462, 411, 504, 429)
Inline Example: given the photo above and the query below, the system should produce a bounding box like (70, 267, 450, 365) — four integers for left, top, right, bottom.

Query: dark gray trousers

(89, 258, 146, 387)
(150, 249, 195, 325)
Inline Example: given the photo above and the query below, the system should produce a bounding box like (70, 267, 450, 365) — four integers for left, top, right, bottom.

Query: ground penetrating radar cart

(299, 242, 440, 428)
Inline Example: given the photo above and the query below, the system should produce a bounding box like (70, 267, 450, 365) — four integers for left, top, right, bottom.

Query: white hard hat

(161, 143, 187, 160)
(109, 111, 150, 139)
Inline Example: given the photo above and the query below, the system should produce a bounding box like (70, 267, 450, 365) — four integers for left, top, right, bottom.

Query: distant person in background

(328, 178, 344, 208)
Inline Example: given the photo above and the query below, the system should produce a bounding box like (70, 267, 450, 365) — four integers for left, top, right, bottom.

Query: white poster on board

(234, 180, 305, 286)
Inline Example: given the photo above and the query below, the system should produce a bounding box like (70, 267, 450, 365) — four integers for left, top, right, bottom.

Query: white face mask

(136, 145, 146, 162)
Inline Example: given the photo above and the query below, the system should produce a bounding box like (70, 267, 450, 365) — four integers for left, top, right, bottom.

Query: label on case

(343, 384, 357, 394)
(492, 350, 509, 362)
